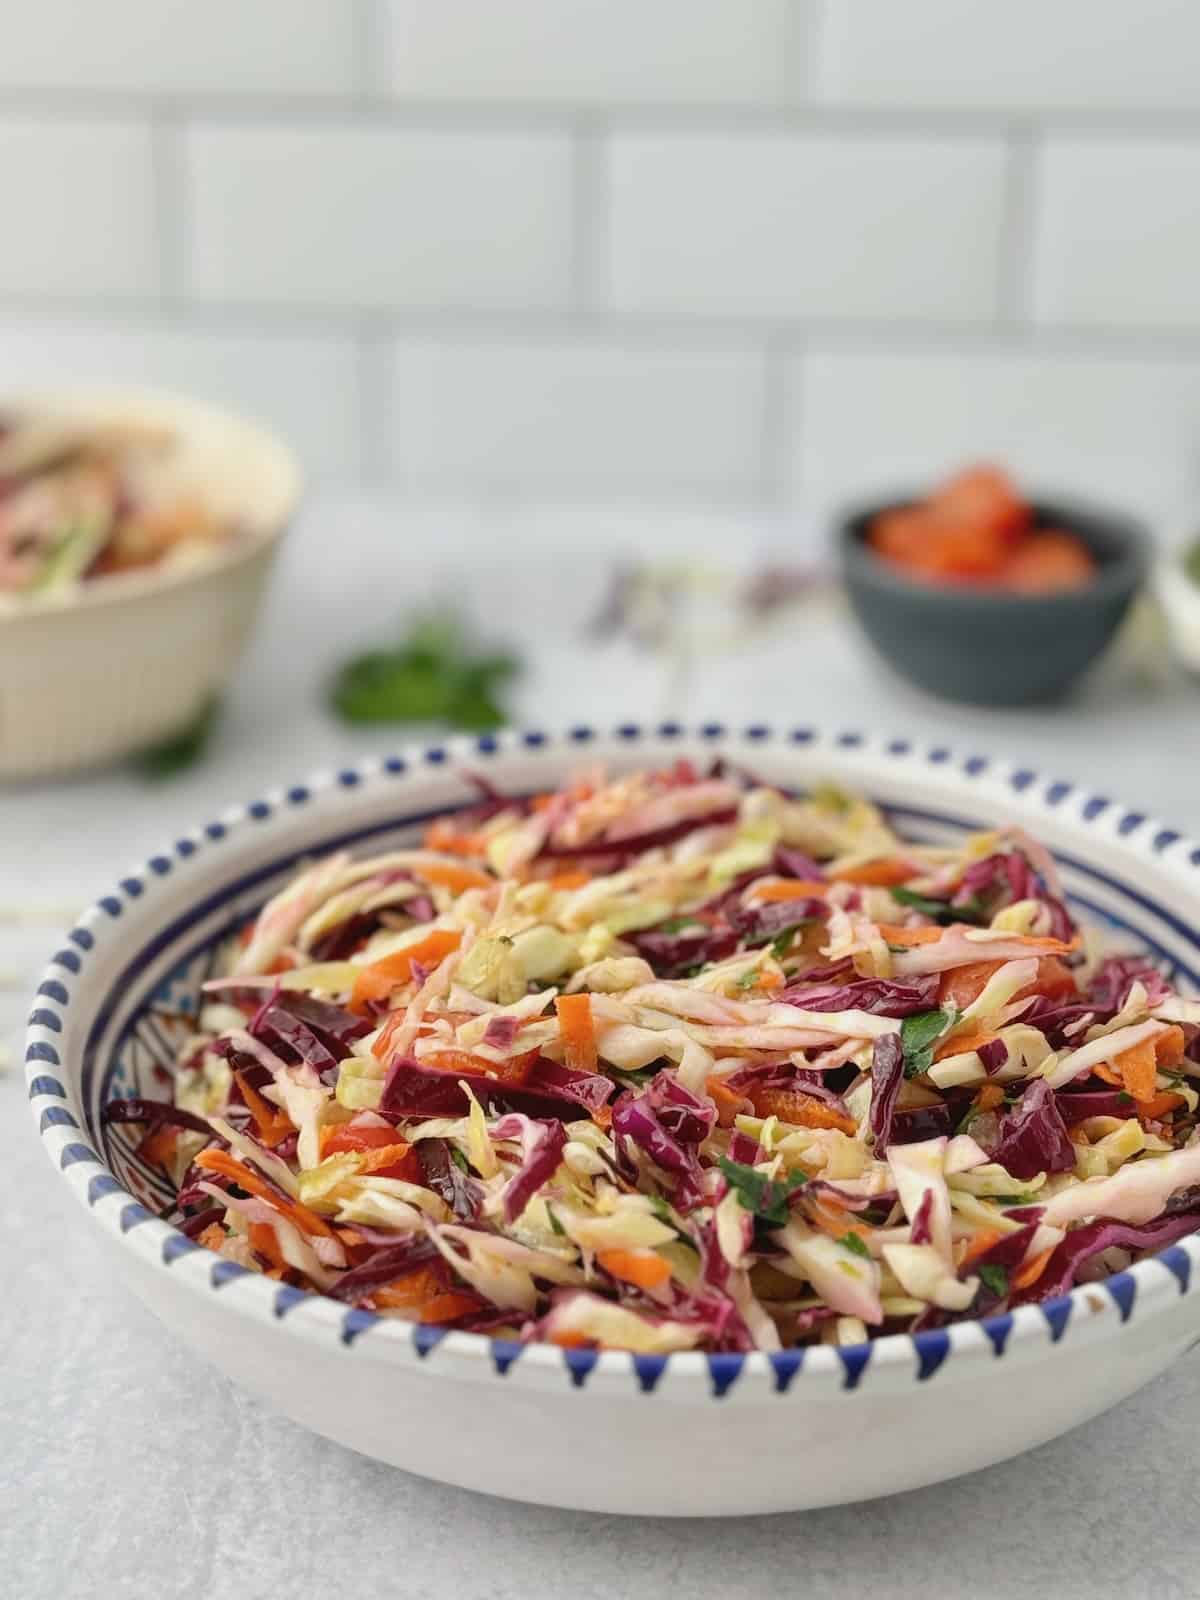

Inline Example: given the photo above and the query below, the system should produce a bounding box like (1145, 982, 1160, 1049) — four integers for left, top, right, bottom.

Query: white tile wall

(387, 335, 766, 494)
(1034, 138, 1200, 330)
(382, 0, 801, 105)
(0, 316, 362, 481)
(184, 125, 573, 311)
(0, 118, 157, 299)
(820, 0, 1200, 112)
(608, 132, 1009, 321)
(0, 0, 357, 97)
(792, 345, 1200, 525)
(0, 0, 1195, 509)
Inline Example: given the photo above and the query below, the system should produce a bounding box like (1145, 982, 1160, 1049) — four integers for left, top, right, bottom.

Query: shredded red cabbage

(869, 1033, 905, 1154)
(492, 1114, 568, 1224)
(1013, 1209, 1200, 1304)
(986, 1079, 1076, 1181)
(782, 973, 941, 1017)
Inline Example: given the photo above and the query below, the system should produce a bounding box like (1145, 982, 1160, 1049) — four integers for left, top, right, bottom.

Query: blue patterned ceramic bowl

(25, 726, 1200, 1514)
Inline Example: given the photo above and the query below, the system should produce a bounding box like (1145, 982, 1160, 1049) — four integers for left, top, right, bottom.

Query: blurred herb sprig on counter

(330, 614, 520, 732)
(132, 696, 222, 780)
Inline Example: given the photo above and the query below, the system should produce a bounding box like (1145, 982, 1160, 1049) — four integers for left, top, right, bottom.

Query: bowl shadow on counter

(837, 498, 1150, 708)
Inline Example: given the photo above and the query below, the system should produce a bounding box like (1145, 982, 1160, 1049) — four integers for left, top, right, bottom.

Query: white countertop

(4, 496, 1199, 1599)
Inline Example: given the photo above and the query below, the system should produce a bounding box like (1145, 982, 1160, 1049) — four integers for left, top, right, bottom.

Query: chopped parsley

(546, 1203, 565, 1236)
(978, 1263, 1010, 1299)
(890, 885, 986, 925)
(900, 1007, 958, 1078)
(331, 612, 519, 732)
(735, 967, 762, 990)
(718, 1156, 806, 1225)
(770, 927, 799, 960)
(839, 1231, 871, 1259)
(450, 1147, 470, 1174)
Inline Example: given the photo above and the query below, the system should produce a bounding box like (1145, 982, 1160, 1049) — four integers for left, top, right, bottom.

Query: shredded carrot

(418, 1291, 481, 1324)
(423, 1046, 537, 1087)
(248, 1220, 286, 1270)
(351, 928, 462, 1014)
(959, 1228, 1006, 1268)
(753, 969, 785, 993)
(196, 1222, 227, 1253)
(1011, 1245, 1056, 1292)
(705, 1074, 750, 1129)
(1092, 1061, 1124, 1088)
(591, 1102, 613, 1131)
(876, 923, 943, 946)
(357, 1142, 423, 1180)
(1138, 1090, 1185, 1123)
(832, 859, 915, 888)
(975, 1082, 1005, 1112)
(1112, 1037, 1158, 1105)
(746, 878, 829, 903)
(138, 1124, 178, 1167)
(1155, 1024, 1186, 1067)
(234, 1070, 295, 1148)
(419, 860, 495, 894)
(556, 993, 598, 1075)
(370, 1265, 445, 1310)
(748, 1085, 857, 1135)
(424, 819, 485, 857)
(597, 1247, 671, 1291)
(932, 1029, 999, 1064)
(938, 960, 1006, 1010)
(546, 1328, 591, 1348)
(193, 1148, 341, 1241)
(548, 870, 591, 892)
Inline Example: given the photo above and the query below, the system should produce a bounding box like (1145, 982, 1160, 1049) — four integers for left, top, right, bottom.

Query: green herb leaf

(450, 1148, 470, 1174)
(839, 1231, 871, 1259)
(746, 919, 812, 951)
(991, 1192, 1039, 1207)
(890, 886, 986, 925)
(648, 1195, 699, 1252)
(900, 1006, 957, 1078)
(735, 967, 761, 990)
(546, 1203, 565, 1236)
(330, 611, 519, 731)
(718, 1156, 805, 1225)
(978, 1263, 1009, 1298)
(770, 927, 798, 960)
(655, 916, 703, 936)
(133, 696, 221, 780)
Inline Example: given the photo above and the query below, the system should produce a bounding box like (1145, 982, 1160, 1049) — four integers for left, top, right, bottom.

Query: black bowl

(837, 497, 1150, 706)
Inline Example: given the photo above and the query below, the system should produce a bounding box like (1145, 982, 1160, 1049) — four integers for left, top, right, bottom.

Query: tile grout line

(570, 118, 607, 316)
(355, 315, 393, 488)
(997, 122, 1040, 328)
(150, 103, 186, 306)
(759, 340, 794, 509)
(5, 292, 1200, 358)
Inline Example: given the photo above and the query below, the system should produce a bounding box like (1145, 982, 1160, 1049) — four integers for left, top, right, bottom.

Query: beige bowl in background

(0, 388, 301, 780)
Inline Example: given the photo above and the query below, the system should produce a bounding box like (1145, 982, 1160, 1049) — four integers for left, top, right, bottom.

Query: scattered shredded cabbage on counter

(105, 762, 1200, 1353)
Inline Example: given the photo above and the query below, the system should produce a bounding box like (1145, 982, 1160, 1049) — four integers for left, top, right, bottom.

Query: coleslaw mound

(105, 762, 1200, 1353)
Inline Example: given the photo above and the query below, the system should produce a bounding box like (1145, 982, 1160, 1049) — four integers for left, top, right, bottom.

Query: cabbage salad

(106, 763, 1200, 1354)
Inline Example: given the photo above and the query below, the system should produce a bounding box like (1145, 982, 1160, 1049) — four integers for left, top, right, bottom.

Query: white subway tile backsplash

(607, 133, 1008, 321)
(820, 0, 1200, 112)
(1034, 138, 1200, 330)
(0, 118, 157, 299)
(386, 335, 766, 493)
(184, 125, 573, 312)
(0, 317, 362, 479)
(383, 0, 800, 105)
(0, 0, 357, 97)
(791, 344, 1200, 523)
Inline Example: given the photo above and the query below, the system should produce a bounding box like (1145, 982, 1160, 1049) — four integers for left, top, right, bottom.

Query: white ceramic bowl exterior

(1154, 551, 1200, 674)
(0, 388, 300, 779)
(25, 727, 1200, 1515)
